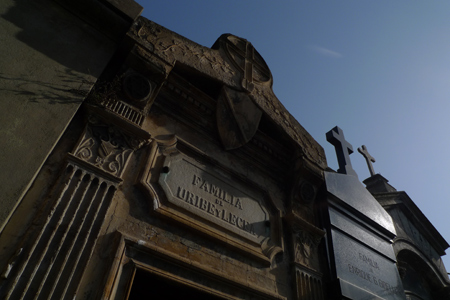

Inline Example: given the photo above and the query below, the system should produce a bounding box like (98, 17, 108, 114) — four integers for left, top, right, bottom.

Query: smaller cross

(326, 126, 358, 177)
(358, 145, 376, 177)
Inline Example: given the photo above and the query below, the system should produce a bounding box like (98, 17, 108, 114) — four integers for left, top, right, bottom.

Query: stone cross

(224, 36, 270, 93)
(326, 126, 357, 177)
(358, 145, 376, 176)
(242, 42, 255, 92)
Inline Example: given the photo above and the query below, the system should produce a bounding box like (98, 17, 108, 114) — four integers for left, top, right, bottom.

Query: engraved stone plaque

(332, 229, 404, 299)
(324, 171, 406, 300)
(159, 155, 270, 244)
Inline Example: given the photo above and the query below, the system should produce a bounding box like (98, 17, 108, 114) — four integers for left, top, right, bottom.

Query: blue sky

(136, 1, 450, 269)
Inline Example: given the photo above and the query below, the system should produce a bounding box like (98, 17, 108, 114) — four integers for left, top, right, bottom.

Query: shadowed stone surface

(325, 172, 395, 234)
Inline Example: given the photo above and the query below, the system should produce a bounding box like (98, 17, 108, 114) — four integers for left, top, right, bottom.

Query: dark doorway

(128, 268, 225, 300)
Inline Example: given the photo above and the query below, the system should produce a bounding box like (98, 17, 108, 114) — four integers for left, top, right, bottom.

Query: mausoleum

(1, 1, 449, 299)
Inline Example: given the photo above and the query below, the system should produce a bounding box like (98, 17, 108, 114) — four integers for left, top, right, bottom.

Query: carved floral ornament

(132, 19, 276, 96)
(73, 117, 148, 178)
(132, 20, 236, 80)
(294, 229, 323, 268)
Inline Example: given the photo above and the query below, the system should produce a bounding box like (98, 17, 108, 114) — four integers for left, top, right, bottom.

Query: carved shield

(217, 86, 262, 150)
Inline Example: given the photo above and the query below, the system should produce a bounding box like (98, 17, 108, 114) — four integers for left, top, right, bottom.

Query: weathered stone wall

(368, 185, 450, 298)
(0, 0, 141, 231)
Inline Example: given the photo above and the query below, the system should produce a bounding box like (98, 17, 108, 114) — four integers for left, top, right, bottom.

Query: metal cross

(358, 145, 376, 176)
(326, 126, 357, 177)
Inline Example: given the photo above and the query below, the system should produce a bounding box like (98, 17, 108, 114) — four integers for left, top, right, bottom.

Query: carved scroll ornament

(73, 117, 147, 178)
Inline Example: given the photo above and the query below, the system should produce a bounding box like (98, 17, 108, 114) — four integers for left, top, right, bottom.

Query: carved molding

(165, 81, 214, 116)
(102, 233, 286, 300)
(131, 20, 236, 80)
(138, 136, 283, 264)
(0, 104, 152, 298)
(295, 266, 325, 300)
(250, 135, 289, 164)
(101, 98, 145, 127)
(254, 86, 327, 171)
(0, 164, 117, 299)
(1, 248, 22, 279)
(261, 237, 283, 262)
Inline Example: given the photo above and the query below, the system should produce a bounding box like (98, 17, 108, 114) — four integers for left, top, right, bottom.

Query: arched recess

(394, 239, 449, 300)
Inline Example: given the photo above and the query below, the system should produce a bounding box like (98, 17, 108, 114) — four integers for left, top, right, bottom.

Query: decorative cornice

(373, 191, 449, 254)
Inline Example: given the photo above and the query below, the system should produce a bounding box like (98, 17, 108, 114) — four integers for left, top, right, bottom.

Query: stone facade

(365, 175, 450, 299)
(0, 2, 449, 299)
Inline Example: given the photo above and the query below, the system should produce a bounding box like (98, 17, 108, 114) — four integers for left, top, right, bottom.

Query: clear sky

(136, 1, 450, 270)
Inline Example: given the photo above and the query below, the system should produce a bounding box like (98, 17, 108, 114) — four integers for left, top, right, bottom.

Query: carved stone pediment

(128, 18, 327, 171)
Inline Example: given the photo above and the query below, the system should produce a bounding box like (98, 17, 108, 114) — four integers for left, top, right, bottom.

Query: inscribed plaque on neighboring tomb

(332, 229, 404, 299)
(324, 171, 406, 300)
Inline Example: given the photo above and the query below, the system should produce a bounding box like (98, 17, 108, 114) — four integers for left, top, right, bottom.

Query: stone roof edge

(55, 0, 142, 42)
(99, 0, 143, 21)
(374, 191, 449, 254)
